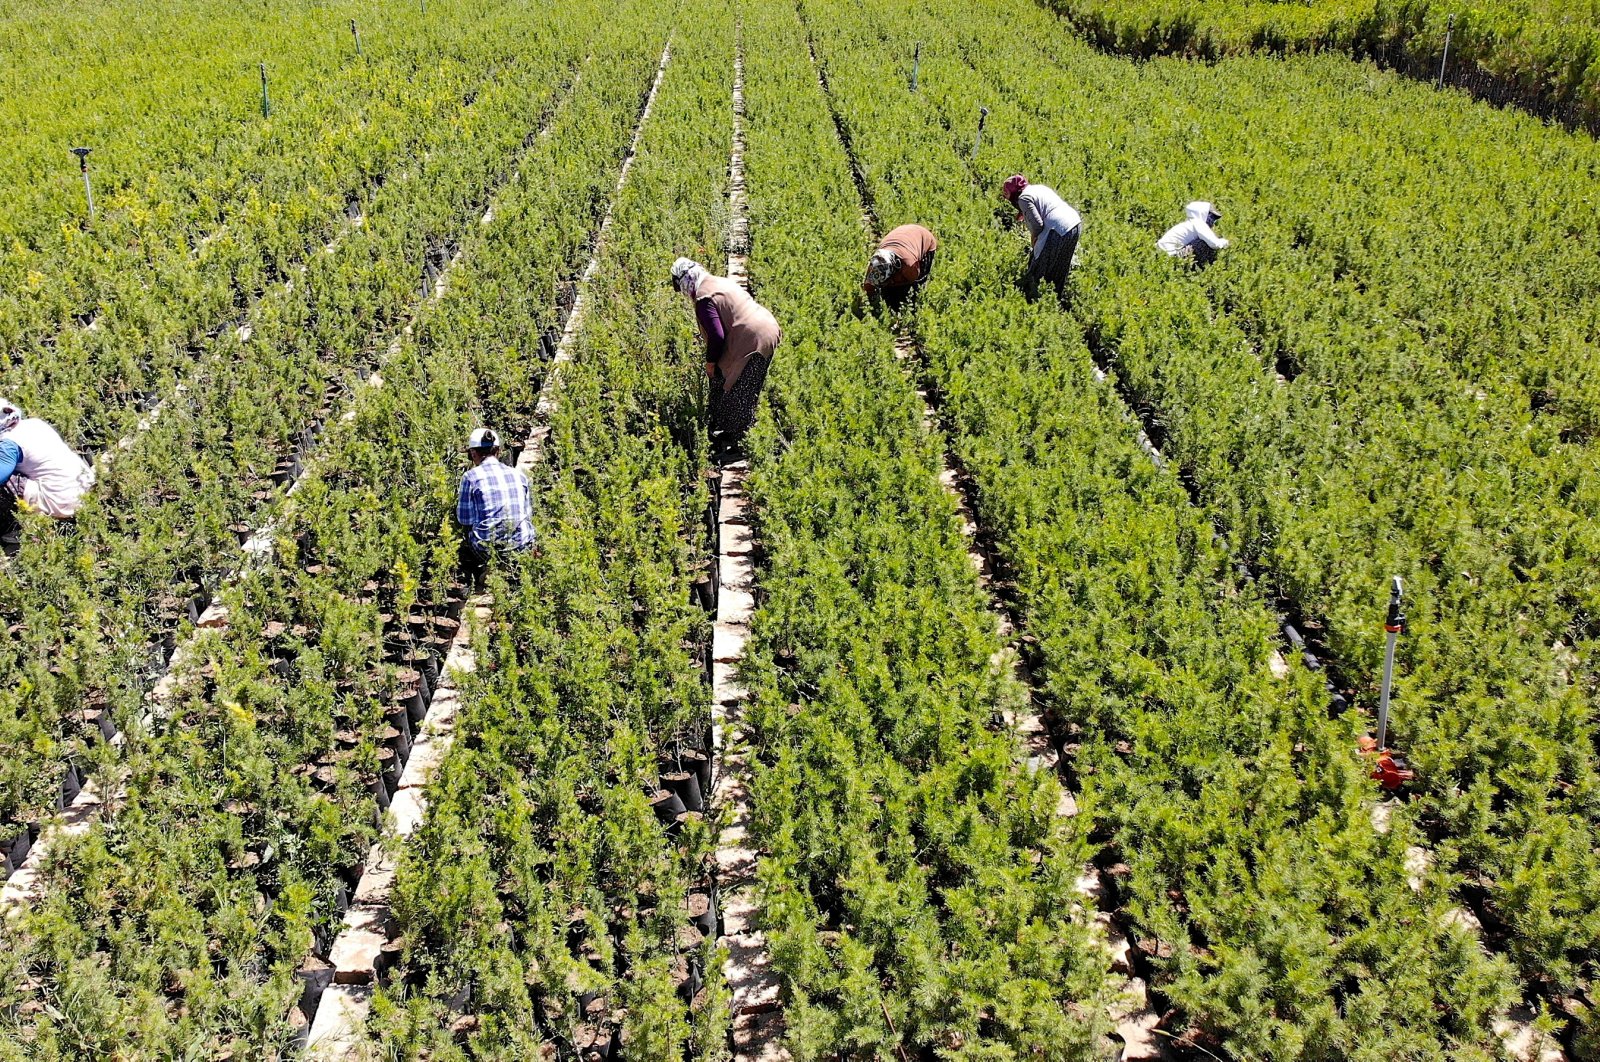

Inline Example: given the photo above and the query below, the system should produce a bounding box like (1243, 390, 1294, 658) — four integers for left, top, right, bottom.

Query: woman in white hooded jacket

(1158, 201, 1230, 266)
(0, 397, 95, 550)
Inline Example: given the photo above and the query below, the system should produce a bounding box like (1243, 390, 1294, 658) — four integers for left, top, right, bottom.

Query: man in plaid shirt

(456, 426, 535, 588)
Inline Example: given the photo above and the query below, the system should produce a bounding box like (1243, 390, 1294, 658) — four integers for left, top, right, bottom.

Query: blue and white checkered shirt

(456, 457, 535, 553)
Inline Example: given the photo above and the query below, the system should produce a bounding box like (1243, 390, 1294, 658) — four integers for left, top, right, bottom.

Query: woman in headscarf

(1157, 201, 1230, 267)
(670, 257, 781, 461)
(1001, 174, 1081, 300)
(863, 223, 938, 311)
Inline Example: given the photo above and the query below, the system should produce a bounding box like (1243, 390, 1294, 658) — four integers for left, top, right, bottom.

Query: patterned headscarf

(864, 249, 900, 290)
(670, 256, 708, 297)
(1002, 174, 1029, 202)
(0, 398, 19, 436)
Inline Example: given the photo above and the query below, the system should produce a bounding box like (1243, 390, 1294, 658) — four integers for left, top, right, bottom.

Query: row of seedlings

(796, 0, 1530, 1057)
(306, 21, 679, 1055)
(785, 2, 1171, 1054)
(367, 1, 739, 1056)
(728, 0, 1118, 1055)
(909, 0, 1600, 1034)
(0, 1, 681, 1052)
(0, 2, 604, 876)
(5, 0, 533, 445)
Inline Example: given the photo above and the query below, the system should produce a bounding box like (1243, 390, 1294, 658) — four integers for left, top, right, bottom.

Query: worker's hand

(705, 362, 716, 379)
(862, 283, 874, 295)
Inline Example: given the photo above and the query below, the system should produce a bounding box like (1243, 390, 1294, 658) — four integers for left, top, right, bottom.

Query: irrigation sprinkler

(911, 42, 921, 93)
(259, 62, 271, 118)
(1375, 575, 1404, 750)
(69, 147, 95, 221)
(1436, 15, 1455, 90)
(973, 105, 989, 159)
(1365, 575, 1415, 791)
(350, 18, 363, 58)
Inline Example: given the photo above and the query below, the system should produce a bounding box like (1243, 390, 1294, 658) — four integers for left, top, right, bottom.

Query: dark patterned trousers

(710, 351, 773, 441)
(1025, 224, 1079, 300)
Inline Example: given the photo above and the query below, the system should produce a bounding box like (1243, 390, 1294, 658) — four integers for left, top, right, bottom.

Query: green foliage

(734, 1, 1113, 1055)
(1045, 0, 1600, 131)
(375, 2, 730, 1055)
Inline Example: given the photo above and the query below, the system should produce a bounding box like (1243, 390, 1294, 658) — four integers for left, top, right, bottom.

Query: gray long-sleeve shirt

(1016, 185, 1082, 261)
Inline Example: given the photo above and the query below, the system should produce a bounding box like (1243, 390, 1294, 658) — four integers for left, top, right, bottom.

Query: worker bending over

(455, 427, 535, 590)
(1002, 174, 1081, 300)
(671, 257, 782, 464)
(0, 398, 95, 554)
(1158, 201, 1229, 266)
(864, 223, 938, 311)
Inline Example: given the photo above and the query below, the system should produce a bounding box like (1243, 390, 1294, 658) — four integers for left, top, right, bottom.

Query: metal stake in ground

(260, 62, 271, 118)
(1376, 575, 1404, 750)
(911, 42, 921, 93)
(350, 18, 363, 58)
(1436, 15, 1455, 90)
(69, 147, 95, 221)
(972, 105, 989, 160)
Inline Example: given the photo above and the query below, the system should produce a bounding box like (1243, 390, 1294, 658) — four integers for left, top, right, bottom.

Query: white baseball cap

(467, 427, 499, 450)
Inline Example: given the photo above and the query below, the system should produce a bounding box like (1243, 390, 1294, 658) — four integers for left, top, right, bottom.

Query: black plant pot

(575, 1024, 611, 1062)
(681, 749, 713, 798)
(87, 705, 117, 742)
(384, 705, 414, 747)
(295, 957, 335, 1023)
(370, 767, 394, 811)
(1, 825, 32, 877)
(407, 651, 440, 698)
(687, 890, 719, 939)
(394, 688, 426, 726)
(675, 955, 703, 1005)
(650, 788, 686, 826)
(659, 770, 703, 814)
(382, 723, 412, 763)
(57, 763, 82, 810)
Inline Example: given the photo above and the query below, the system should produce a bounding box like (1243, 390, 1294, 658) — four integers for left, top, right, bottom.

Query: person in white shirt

(1002, 174, 1082, 300)
(0, 398, 95, 553)
(1158, 201, 1229, 266)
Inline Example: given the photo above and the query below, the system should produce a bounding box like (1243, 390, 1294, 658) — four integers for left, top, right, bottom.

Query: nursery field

(1044, 0, 1600, 132)
(1, 0, 1599, 1057)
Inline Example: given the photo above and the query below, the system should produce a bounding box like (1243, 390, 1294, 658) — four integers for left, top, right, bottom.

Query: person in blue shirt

(455, 426, 535, 590)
